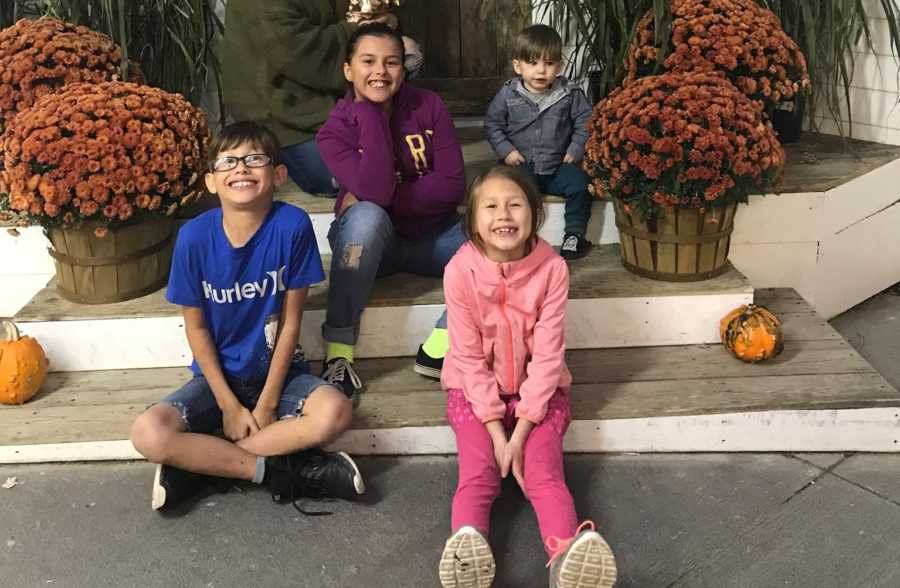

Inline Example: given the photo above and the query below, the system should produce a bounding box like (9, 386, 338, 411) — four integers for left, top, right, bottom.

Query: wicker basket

(46, 218, 174, 304)
(613, 200, 737, 282)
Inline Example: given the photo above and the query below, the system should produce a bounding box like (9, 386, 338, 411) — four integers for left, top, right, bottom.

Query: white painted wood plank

(565, 293, 752, 349)
(730, 242, 820, 309)
(814, 116, 900, 146)
(815, 197, 900, 319)
(855, 11, 898, 55)
(565, 408, 900, 453)
(20, 291, 752, 372)
(823, 156, 900, 235)
(18, 316, 190, 372)
(3, 407, 898, 463)
(0, 226, 55, 275)
(731, 193, 824, 244)
(0, 274, 52, 318)
(849, 52, 900, 93)
(0, 440, 142, 463)
(811, 85, 900, 134)
(538, 200, 618, 246)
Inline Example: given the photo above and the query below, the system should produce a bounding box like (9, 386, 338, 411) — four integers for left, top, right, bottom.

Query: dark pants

(280, 138, 338, 195)
(523, 162, 593, 236)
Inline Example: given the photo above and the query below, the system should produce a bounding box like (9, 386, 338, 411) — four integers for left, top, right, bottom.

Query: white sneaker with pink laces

(546, 521, 617, 588)
(439, 526, 496, 588)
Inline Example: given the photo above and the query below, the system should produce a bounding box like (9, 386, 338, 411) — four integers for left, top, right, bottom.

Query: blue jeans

(523, 162, 593, 236)
(280, 139, 338, 195)
(160, 361, 326, 433)
(323, 201, 466, 344)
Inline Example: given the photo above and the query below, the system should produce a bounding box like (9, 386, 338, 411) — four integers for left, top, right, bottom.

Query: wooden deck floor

(2, 289, 897, 449)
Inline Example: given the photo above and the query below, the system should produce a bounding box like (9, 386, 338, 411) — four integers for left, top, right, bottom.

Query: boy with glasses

(130, 121, 364, 513)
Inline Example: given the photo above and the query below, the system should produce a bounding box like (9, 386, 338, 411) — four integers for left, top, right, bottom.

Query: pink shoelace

(545, 520, 597, 568)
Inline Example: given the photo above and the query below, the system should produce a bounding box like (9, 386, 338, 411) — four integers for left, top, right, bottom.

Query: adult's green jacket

(223, 0, 354, 147)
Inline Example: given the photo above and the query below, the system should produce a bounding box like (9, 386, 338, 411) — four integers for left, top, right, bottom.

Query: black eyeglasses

(210, 153, 274, 172)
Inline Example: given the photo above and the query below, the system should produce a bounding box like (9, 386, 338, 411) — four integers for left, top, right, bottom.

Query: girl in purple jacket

(316, 23, 466, 397)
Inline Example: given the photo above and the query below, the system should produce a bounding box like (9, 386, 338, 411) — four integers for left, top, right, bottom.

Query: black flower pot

(589, 70, 605, 105)
(771, 96, 806, 144)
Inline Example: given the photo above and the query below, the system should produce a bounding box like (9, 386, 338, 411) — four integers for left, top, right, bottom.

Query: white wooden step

(12, 244, 752, 372)
(4, 132, 899, 320)
(3, 290, 898, 463)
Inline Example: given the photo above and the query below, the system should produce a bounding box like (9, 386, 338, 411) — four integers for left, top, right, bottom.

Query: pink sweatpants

(447, 388, 578, 555)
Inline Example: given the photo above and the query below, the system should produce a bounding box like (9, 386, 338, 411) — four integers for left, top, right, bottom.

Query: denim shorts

(160, 361, 327, 433)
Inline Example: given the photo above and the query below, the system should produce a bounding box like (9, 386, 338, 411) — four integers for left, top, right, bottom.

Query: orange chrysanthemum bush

(626, 0, 810, 114)
(0, 17, 143, 135)
(0, 81, 209, 232)
(584, 71, 784, 219)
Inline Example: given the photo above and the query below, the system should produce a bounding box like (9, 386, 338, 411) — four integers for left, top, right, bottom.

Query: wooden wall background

(396, 0, 531, 115)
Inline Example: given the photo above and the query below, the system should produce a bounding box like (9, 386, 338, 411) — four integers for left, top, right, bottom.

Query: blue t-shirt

(166, 202, 325, 381)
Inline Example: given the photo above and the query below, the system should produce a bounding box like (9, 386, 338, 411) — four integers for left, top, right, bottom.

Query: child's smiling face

(513, 55, 562, 93)
(473, 175, 534, 263)
(204, 141, 286, 210)
(343, 34, 405, 109)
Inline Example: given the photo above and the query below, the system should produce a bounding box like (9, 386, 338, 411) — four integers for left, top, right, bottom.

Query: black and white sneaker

(321, 357, 363, 399)
(414, 344, 443, 379)
(267, 448, 365, 511)
(151, 464, 210, 513)
(560, 233, 592, 261)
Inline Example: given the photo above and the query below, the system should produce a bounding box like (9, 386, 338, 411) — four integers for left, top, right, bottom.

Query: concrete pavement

(1, 290, 898, 588)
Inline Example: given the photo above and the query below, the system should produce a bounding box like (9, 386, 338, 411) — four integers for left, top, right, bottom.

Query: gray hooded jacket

(484, 76, 592, 175)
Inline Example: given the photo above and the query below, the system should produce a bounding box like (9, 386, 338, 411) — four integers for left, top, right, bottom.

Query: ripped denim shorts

(159, 362, 326, 433)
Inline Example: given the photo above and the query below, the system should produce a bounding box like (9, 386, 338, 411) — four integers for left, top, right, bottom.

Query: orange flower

(583, 71, 783, 219)
(1, 80, 208, 230)
(625, 0, 810, 113)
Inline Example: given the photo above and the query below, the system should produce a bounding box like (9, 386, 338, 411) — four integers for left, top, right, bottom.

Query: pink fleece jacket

(441, 238, 573, 424)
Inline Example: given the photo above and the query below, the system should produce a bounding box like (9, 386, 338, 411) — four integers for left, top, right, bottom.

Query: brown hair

(513, 24, 563, 62)
(465, 165, 546, 252)
(207, 121, 281, 170)
(346, 21, 405, 63)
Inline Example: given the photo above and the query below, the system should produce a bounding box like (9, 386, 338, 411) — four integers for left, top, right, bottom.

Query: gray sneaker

(548, 522, 617, 588)
(439, 526, 495, 588)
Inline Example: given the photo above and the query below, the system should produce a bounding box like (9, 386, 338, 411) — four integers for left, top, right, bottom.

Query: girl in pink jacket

(439, 166, 617, 588)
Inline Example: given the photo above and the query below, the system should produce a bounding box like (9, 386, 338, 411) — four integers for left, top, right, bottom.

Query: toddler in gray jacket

(485, 24, 594, 260)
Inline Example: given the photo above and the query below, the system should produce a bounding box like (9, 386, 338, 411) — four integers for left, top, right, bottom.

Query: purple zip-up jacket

(316, 83, 466, 239)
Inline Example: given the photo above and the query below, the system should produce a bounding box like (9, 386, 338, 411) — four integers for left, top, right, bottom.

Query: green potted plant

(531, 0, 669, 103)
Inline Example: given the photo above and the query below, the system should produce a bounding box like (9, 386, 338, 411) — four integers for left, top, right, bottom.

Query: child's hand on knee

(223, 404, 260, 441)
(500, 439, 525, 491)
(339, 192, 359, 217)
(251, 405, 277, 430)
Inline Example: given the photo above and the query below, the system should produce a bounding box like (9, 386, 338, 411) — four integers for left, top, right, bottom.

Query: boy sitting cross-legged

(485, 24, 595, 260)
(130, 121, 364, 513)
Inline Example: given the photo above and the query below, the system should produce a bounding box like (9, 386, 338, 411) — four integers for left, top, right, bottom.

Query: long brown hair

(465, 165, 546, 252)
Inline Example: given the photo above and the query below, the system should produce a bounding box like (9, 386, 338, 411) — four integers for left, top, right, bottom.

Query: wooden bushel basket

(613, 200, 737, 282)
(45, 218, 175, 304)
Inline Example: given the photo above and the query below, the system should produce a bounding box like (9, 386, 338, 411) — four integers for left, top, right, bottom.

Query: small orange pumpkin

(0, 320, 49, 404)
(720, 304, 784, 363)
